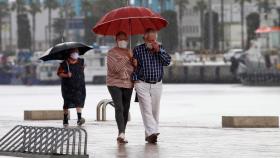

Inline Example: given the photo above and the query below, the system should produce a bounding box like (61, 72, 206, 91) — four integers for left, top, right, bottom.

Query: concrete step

(24, 110, 68, 120)
(222, 116, 279, 128)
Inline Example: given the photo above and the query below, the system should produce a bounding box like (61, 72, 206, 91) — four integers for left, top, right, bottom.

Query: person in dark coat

(57, 48, 86, 126)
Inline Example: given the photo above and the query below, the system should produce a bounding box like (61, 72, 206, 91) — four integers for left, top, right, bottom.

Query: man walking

(133, 28, 171, 143)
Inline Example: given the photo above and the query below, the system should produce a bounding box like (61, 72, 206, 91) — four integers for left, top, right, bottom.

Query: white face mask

(70, 52, 79, 60)
(117, 40, 128, 49)
(146, 43, 153, 49)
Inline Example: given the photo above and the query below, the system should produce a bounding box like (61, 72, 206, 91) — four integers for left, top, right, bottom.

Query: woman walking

(107, 32, 137, 144)
(57, 48, 86, 127)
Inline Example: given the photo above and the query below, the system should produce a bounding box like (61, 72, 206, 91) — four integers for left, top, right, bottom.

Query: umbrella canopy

(92, 6, 168, 36)
(255, 26, 280, 33)
(40, 42, 93, 61)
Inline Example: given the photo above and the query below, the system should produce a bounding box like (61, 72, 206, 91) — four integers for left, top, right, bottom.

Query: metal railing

(0, 125, 88, 158)
(96, 99, 131, 121)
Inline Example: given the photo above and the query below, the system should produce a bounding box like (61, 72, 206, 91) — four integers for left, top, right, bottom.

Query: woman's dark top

(57, 58, 86, 109)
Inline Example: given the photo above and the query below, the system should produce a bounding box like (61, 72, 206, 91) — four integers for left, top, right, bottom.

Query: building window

(186, 41, 190, 47)
(192, 41, 197, 47)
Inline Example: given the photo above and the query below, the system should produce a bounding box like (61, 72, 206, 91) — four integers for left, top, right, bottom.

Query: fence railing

(0, 125, 88, 158)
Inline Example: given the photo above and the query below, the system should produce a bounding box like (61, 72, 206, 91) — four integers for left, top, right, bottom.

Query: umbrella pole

(129, 19, 132, 51)
(66, 61, 70, 73)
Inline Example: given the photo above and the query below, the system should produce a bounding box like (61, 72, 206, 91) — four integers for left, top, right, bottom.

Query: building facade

(1, 0, 86, 52)
(175, 0, 279, 52)
(132, 0, 175, 12)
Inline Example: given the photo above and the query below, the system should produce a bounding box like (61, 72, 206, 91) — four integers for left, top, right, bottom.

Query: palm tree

(144, 0, 149, 7)
(82, 0, 93, 43)
(11, 0, 27, 15)
(44, 0, 59, 47)
(82, 0, 92, 18)
(194, 0, 207, 50)
(28, 0, 41, 52)
(257, 0, 270, 13)
(235, 0, 252, 50)
(0, 1, 9, 51)
(11, 0, 27, 49)
(174, 0, 189, 51)
(63, 1, 76, 42)
(159, 0, 165, 13)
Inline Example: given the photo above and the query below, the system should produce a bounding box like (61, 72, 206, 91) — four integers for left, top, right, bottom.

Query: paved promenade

(0, 120, 280, 158)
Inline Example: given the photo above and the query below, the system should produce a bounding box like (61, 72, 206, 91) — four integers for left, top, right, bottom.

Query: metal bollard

(96, 99, 131, 121)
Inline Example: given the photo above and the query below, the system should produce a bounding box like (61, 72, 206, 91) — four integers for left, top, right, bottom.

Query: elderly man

(133, 28, 171, 143)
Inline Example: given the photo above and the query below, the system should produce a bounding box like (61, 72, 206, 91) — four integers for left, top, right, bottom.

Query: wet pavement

(0, 120, 280, 158)
(0, 85, 280, 157)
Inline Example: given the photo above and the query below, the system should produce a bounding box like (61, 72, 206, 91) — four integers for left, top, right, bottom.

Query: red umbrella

(92, 6, 168, 36)
(255, 26, 280, 33)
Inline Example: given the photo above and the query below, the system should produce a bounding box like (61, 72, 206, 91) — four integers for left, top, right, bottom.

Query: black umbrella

(39, 42, 93, 61)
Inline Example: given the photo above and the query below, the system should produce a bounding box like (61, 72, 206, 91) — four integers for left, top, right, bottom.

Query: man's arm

(158, 45, 171, 66)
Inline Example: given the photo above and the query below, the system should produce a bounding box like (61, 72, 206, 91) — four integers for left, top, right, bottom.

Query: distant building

(1, 0, 87, 52)
(174, 0, 280, 51)
(132, 0, 175, 12)
(57, 0, 83, 17)
(175, 0, 201, 51)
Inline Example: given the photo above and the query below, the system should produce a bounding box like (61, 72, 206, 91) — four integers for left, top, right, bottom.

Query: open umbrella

(255, 26, 280, 33)
(93, 6, 167, 103)
(39, 42, 93, 61)
(92, 6, 168, 36)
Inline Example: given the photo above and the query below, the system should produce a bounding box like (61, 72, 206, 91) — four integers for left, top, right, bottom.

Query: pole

(208, 0, 213, 52)
(241, 1, 244, 50)
(9, 13, 12, 50)
(221, 0, 224, 53)
(0, 14, 2, 51)
(129, 19, 131, 50)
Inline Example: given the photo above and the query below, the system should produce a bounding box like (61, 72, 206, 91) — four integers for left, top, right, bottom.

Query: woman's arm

(58, 72, 72, 78)
(57, 64, 72, 78)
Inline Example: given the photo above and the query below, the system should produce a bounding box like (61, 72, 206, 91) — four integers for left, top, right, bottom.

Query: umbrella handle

(66, 61, 71, 73)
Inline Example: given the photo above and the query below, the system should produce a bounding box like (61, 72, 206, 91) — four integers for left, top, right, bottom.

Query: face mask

(70, 52, 79, 60)
(146, 42, 153, 49)
(118, 40, 128, 49)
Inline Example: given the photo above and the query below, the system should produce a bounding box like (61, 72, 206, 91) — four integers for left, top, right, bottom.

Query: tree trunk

(241, 2, 244, 49)
(278, 9, 280, 26)
(48, 8, 51, 47)
(65, 7, 69, 41)
(0, 16, 2, 51)
(32, 14, 36, 52)
(145, 0, 149, 7)
(208, 0, 213, 51)
(9, 13, 12, 50)
(221, 0, 224, 53)
(83, 10, 87, 43)
(179, 7, 183, 51)
(160, 0, 164, 13)
(200, 10, 204, 50)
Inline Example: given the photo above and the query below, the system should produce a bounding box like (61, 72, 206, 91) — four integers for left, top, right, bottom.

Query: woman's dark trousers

(108, 86, 133, 134)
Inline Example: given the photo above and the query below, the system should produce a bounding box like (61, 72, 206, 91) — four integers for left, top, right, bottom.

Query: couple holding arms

(107, 28, 171, 144)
